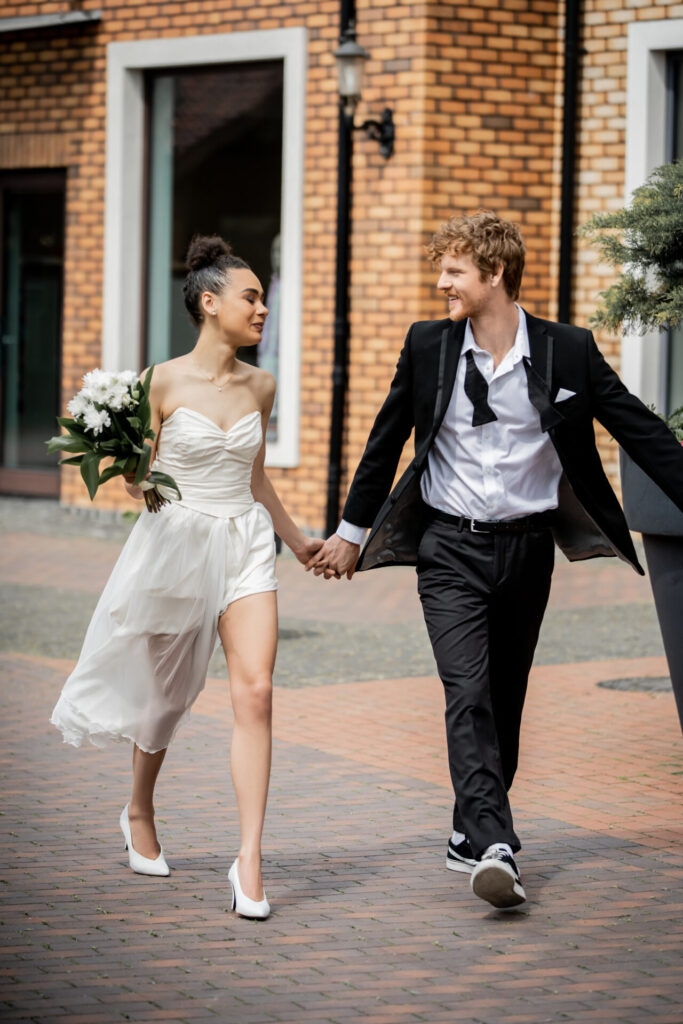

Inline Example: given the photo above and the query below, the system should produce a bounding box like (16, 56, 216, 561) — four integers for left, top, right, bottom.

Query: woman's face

(203, 268, 268, 346)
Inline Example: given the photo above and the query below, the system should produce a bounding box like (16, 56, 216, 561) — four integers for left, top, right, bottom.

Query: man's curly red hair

(426, 210, 526, 301)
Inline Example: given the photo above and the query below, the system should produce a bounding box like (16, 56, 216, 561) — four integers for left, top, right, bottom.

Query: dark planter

(620, 449, 683, 732)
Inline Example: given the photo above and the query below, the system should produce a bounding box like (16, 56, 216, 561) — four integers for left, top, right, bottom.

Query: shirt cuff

(336, 519, 367, 546)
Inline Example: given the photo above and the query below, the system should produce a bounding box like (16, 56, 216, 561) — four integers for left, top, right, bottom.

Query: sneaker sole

(471, 863, 526, 908)
(446, 856, 476, 875)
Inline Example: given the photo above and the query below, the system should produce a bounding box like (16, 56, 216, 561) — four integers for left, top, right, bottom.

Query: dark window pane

(1, 185, 63, 472)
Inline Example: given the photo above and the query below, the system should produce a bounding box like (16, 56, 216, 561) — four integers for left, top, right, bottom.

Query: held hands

(305, 534, 360, 580)
(294, 536, 325, 566)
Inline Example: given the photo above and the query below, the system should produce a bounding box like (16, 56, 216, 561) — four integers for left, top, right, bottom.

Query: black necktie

(464, 350, 497, 427)
(522, 357, 565, 432)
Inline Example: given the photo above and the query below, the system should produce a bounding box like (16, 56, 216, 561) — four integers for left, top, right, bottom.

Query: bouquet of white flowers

(47, 366, 181, 512)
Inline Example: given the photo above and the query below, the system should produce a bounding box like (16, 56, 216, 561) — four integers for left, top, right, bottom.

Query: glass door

(145, 61, 283, 440)
(0, 172, 65, 496)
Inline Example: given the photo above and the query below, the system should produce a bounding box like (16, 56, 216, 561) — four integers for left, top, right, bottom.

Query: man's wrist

(336, 519, 366, 546)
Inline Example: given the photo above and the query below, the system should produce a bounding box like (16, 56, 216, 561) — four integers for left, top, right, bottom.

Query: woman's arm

(250, 377, 323, 564)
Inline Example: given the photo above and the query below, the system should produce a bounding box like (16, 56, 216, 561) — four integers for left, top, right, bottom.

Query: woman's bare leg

(128, 745, 167, 859)
(218, 590, 277, 901)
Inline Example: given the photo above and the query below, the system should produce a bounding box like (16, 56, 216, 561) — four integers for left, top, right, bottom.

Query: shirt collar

(462, 304, 529, 365)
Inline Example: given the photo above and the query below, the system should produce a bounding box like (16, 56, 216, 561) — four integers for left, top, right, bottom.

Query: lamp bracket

(354, 107, 394, 160)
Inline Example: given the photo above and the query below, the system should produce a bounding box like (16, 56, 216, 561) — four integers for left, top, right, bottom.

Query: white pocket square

(555, 388, 577, 403)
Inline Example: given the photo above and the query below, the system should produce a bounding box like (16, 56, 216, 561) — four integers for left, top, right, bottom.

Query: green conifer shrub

(579, 160, 683, 334)
(580, 160, 683, 439)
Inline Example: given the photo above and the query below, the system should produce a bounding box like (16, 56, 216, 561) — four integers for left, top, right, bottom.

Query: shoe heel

(119, 804, 169, 877)
(228, 859, 270, 920)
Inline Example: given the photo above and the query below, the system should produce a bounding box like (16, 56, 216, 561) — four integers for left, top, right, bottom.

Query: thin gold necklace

(192, 357, 233, 392)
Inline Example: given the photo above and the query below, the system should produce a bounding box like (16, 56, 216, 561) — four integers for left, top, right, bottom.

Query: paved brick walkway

(1, 501, 682, 1023)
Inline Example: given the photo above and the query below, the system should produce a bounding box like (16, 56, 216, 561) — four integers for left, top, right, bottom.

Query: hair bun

(185, 234, 232, 272)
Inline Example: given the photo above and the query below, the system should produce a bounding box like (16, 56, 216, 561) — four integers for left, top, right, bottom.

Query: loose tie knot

(464, 350, 497, 427)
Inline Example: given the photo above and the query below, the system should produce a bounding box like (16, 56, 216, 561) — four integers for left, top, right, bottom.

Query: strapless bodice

(154, 406, 262, 518)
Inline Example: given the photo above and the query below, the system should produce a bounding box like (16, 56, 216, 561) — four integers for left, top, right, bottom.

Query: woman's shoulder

(144, 355, 191, 379)
(143, 356, 195, 395)
(240, 360, 276, 398)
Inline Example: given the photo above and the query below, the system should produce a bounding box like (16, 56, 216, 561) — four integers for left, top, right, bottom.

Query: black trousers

(417, 512, 554, 858)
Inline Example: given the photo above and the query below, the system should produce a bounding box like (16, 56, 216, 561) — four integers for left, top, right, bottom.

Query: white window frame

(623, 18, 683, 407)
(102, 28, 306, 467)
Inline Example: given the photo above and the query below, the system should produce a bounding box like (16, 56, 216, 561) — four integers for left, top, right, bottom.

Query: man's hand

(305, 534, 360, 580)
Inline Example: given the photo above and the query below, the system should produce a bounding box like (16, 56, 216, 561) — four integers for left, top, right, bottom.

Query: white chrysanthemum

(83, 405, 112, 436)
(116, 370, 139, 387)
(67, 393, 92, 420)
(81, 368, 115, 404)
(106, 383, 133, 412)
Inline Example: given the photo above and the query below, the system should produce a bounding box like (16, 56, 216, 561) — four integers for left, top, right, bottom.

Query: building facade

(0, 0, 682, 530)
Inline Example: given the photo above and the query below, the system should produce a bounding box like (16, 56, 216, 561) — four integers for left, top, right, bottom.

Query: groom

(308, 211, 683, 910)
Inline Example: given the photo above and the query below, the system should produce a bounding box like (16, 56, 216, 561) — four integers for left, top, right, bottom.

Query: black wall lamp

(334, 27, 395, 160)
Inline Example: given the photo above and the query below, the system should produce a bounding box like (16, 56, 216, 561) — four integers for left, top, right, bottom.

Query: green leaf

(56, 419, 93, 440)
(98, 465, 124, 486)
(105, 412, 125, 439)
(136, 397, 151, 434)
(133, 444, 152, 485)
(137, 366, 154, 432)
(80, 451, 102, 500)
(142, 364, 154, 397)
(46, 436, 90, 454)
(59, 454, 85, 466)
(97, 438, 126, 454)
(126, 416, 142, 431)
(111, 408, 140, 440)
(148, 470, 182, 501)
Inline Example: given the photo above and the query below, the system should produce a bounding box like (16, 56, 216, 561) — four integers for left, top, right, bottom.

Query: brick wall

(1, 0, 678, 527)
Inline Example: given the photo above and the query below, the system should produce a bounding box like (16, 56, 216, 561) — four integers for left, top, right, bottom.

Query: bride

(51, 235, 322, 920)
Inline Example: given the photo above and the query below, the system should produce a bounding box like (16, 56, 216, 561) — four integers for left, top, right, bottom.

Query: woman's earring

(211, 310, 217, 316)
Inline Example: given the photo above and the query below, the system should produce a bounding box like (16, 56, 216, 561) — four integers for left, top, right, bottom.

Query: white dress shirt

(337, 307, 563, 544)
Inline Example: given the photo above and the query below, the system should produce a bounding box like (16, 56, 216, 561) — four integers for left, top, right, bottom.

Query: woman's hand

(124, 472, 163, 514)
(123, 472, 143, 498)
(294, 536, 324, 566)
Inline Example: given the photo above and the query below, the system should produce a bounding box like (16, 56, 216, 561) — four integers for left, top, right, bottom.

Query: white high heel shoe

(228, 858, 270, 919)
(119, 804, 170, 877)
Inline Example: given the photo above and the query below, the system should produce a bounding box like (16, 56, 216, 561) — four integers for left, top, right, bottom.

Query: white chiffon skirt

(51, 501, 277, 754)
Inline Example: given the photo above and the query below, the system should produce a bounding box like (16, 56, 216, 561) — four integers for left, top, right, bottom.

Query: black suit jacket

(342, 312, 683, 575)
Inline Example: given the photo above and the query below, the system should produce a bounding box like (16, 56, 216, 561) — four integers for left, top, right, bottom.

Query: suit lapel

(432, 319, 464, 437)
(525, 310, 552, 388)
(523, 310, 566, 431)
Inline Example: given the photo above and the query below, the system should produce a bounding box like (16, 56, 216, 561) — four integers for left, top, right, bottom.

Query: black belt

(426, 507, 553, 534)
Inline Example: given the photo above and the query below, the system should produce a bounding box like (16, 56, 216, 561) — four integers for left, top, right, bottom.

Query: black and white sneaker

(446, 836, 477, 874)
(471, 848, 526, 908)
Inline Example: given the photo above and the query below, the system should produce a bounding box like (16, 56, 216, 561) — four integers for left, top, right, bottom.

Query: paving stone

(1, 500, 682, 1022)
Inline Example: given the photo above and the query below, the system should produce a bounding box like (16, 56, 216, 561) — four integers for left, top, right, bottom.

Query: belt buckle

(470, 519, 488, 533)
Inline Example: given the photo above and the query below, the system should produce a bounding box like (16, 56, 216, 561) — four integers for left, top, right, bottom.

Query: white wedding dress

(51, 407, 278, 754)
